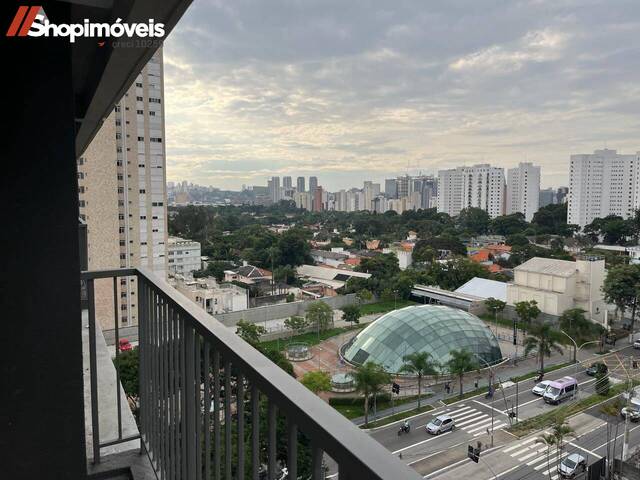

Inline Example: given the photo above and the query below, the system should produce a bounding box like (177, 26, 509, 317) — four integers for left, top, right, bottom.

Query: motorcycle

(398, 423, 410, 436)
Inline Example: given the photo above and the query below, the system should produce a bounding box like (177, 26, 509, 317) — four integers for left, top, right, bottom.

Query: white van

(543, 376, 578, 404)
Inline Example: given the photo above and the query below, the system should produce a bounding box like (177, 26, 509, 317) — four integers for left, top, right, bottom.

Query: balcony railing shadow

(82, 267, 422, 480)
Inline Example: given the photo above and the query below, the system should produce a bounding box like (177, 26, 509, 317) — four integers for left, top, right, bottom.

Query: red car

(118, 338, 132, 352)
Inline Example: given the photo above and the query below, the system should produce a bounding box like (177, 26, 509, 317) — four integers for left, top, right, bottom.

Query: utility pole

(474, 354, 494, 447)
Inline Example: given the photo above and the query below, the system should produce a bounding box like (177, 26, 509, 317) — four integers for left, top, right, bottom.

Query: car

(586, 362, 608, 376)
(543, 377, 578, 404)
(620, 406, 640, 422)
(558, 453, 586, 478)
(118, 338, 132, 352)
(426, 414, 455, 435)
(532, 380, 551, 396)
(622, 386, 640, 401)
(633, 339, 640, 349)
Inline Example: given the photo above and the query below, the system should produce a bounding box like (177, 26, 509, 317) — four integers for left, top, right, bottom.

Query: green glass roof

(344, 305, 502, 373)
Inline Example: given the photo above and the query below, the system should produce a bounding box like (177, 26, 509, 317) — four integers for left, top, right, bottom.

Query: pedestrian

(474, 379, 479, 389)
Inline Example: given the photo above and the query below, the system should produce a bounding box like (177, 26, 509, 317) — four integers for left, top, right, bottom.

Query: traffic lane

(370, 401, 505, 454)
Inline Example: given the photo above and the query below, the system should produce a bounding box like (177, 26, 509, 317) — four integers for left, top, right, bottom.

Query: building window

(149, 111, 156, 116)
(140, 189, 146, 194)
(136, 82, 143, 87)
(149, 98, 161, 104)
(137, 136, 144, 141)
(77, 172, 85, 179)
(136, 109, 144, 114)
(150, 137, 162, 143)
(136, 96, 143, 101)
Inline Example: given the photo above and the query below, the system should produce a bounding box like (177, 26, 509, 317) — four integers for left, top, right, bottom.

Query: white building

(506, 256, 607, 324)
(568, 149, 640, 228)
(167, 236, 202, 274)
(382, 244, 414, 270)
(310, 249, 349, 267)
(507, 162, 541, 221)
(437, 164, 506, 218)
(172, 275, 248, 315)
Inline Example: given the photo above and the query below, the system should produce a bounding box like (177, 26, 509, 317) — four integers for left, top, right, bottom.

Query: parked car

(532, 380, 551, 396)
(118, 338, 132, 352)
(622, 386, 640, 401)
(543, 376, 578, 404)
(426, 414, 455, 435)
(586, 362, 608, 376)
(633, 339, 640, 349)
(557, 453, 586, 478)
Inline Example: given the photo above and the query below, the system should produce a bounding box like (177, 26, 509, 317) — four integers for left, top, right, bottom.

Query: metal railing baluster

(268, 401, 276, 480)
(287, 419, 297, 480)
(204, 342, 211, 480)
(224, 360, 232, 480)
(251, 384, 260, 480)
(237, 372, 245, 480)
(185, 325, 196, 480)
(113, 277, 122, 441)
(87, 278, 100, 464)
(194, 334, 202, 480)
(213, 351, 221, 480)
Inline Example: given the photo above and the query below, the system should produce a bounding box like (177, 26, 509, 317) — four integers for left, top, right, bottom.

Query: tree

(446, 349, 476, 398)
(357, 253, 400, 279)
(356, 289, 373, 303)
(263, 349, 295, 377)
(584, 215, 633, 245)
(537, 414, 574, 478)
(491, 213, 528, 236)
(235, 320, 266, 347)
(457, 207, 491, 236)
(506, 233, 530, 247)
(484, 297, 507, 328)
(301, 371, 331, 395)
(399, 352, 439, 408)
(514, 300, 541, 332)
(603, 264, 640, 331)
(523, 323, 564, 373)
(283, 316, 308, 339)
(427, 257, 490, 290)
(353, 362, 391, 427)
(559, 308, 591, 344)
(595, 371, 610, 395)
(531, 203, 577, 237)
(341, 305, 361, 325)
(276, 228, 313, 267)
(412, 243, 437, 263)
(413, 235, 466, 256)
(305, 301, 334, 332)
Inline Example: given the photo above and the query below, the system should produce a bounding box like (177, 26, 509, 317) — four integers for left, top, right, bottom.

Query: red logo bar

(6, 6, 29, 36)
(6, 6, 41, 37)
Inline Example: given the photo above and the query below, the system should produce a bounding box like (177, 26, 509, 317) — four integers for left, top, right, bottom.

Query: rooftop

(514, 257, 577, 277)
(310, 249, 349, 260)
(455, 277, 508, 302)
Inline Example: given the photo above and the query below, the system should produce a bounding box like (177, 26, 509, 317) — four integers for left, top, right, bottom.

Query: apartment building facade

(167, 236, 202, 274)
(78, 50, 168, 329)
(437, 164, 506, 218)
(568, 149, 640, 227)
(507, 162, 541, 221)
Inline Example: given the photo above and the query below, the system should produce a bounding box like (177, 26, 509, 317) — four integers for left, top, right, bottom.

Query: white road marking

(391, 431, 452, 454)
(466, 419, 496, 433)
(473, 399, 510, 416)
(453, 410, 487, 422)
(473, 422, 507, 436)
(535, 453, 566, 471)
(516, 446, 548, 461)
(456, 414, 489, 427)
(567, 442, 600, 458)
(502, 436, 539, 453)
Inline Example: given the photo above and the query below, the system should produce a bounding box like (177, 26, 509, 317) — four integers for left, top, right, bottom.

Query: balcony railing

(82, 267, 421, 480)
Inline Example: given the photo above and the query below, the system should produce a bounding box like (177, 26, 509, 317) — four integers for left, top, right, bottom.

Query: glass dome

(343, 305, 502, 373)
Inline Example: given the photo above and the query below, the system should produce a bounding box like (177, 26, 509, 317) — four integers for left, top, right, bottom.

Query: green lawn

(260, 326, 361, 353)
(359, 299, 417, 316)
(332, 393, 432, 420)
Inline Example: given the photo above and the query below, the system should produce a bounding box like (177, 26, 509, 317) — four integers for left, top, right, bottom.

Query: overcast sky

(163, 0, 640, 191)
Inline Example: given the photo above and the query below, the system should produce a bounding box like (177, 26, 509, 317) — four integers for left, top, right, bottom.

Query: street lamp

(560, 331, 600, 376)
(473, 353, 495, 447)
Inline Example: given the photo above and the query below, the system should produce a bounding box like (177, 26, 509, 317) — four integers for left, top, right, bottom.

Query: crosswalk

(502, 435, 568, 480)
(438, 404, 508, 437)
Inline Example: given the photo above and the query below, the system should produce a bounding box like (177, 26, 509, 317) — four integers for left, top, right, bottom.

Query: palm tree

(446, 349, 476, 398)
(353, 362, 391, 427)
(536, 414, 574, 479)
(524, 323, 564, 373)
(399, 352, 439, 409)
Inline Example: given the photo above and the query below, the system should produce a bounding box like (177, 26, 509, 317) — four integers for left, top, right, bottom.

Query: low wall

(214, 293, 365, 327)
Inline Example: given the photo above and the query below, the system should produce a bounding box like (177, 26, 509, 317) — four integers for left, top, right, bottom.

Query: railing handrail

(82, 267, 422, 479)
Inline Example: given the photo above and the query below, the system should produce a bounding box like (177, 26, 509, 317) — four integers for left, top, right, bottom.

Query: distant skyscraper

(296, 176, 305, 192)
(539, 188, 556, 208)
(568, 149, 640, 227)
(385, 178, 397, 199)
(396, 175, 411, 199)
(309, 176, 318, 193)
(556, 187, 569, 204)
(268, 176, 281, 203)
(437, 164, 505, 218)
(283, 176, 292, 189)
(313, 186, 324, 212)
(507, 162, 540, 221)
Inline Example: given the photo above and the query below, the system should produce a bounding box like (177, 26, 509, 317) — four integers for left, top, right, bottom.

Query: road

(363, 346, 640, 478)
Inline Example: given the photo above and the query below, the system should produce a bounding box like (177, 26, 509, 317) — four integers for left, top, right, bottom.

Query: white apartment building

(172, 275, 248, 316)
(437, 164, 506, 218)
(507, 162, 541, 221)
(568, 149, 640, 228)
(167, 236, 202, 274)
(506, 256, 607, 324)
(79, 50, 167, 328)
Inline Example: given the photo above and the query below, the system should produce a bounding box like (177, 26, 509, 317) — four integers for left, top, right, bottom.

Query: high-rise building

(556, 186, 569, 204)
(396, 175, 412, 199)
(437, 164, 505, 218)
(283, 176, 292, 189)
(296, 176, 305, 192)
(78, 50, 168, 328)
(268, 176, 281, 203)
(385, 178, 397, 199)
(539, 188, 556, 208)
(309, 176, 318, 193)
(568, 149, 640, 227)
(313, 186, 324, 212)
(412, 176, 437, 209)
(507, 162, 540, 221)
(363, 181, 381, 211)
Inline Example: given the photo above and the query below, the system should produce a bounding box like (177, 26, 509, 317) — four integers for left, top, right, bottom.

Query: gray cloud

(163, 0, 640, 190)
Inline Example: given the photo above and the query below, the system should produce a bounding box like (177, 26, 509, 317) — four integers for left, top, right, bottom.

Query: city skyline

(162, 1, 640, 191)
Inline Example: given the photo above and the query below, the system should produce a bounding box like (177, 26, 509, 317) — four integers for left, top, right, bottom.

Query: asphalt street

(365, 346, 640, 477)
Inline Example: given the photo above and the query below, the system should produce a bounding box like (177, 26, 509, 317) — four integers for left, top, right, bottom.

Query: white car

(426, 414, 455, 435)
(558, 453, 586, 477)
(621, 406, 640, 422)
(532, 380, 551, 396)
(633, 339, 640, 349)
